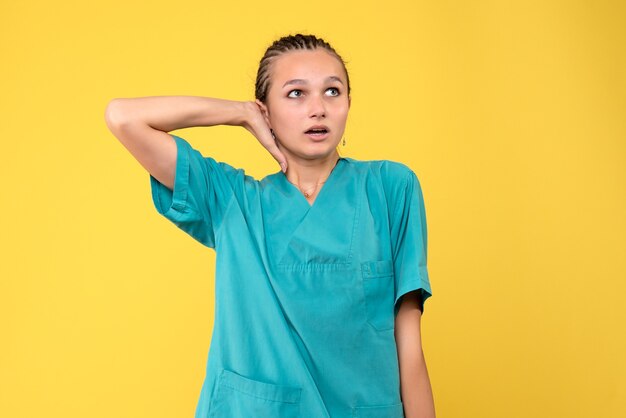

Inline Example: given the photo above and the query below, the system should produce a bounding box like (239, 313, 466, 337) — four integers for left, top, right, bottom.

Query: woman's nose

(308, 94, 326, 118)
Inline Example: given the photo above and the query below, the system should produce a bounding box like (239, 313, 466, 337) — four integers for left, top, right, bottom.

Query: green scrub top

(149, 134, 432, 418)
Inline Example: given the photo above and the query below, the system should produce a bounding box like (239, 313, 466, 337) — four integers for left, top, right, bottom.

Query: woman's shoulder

(343, 156, 416, 182)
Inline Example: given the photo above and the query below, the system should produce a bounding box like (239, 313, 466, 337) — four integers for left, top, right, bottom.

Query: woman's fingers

(264, 135, 288, 173)
(258, 128, 287, 173)
(243, 101, 288, 173)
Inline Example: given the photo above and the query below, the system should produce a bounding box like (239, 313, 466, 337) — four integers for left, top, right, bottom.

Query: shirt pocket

(209, 368, 302, 418)
(361, 259, 396, 331)
(353, 401, 405, 417)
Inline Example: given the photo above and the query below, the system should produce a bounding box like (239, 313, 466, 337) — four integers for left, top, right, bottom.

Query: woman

(104, 33, 435, 418)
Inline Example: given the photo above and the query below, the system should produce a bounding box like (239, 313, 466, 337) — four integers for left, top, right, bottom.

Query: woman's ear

(255, 99, 271, 126)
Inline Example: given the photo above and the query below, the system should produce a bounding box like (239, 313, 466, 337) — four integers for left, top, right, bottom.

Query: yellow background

(1, 1, 625, 417)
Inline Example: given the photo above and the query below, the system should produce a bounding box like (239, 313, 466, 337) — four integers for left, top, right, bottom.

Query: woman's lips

(304, 131, 330, 141)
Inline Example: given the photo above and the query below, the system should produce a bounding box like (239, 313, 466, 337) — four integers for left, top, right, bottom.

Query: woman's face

(257, 48, 351, 161)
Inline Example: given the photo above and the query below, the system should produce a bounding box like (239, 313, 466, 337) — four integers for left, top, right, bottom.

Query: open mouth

(304, 128, 330, 140)
(305, 128, 329, 135)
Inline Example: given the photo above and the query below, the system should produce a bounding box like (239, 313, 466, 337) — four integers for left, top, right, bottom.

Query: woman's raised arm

(103, 96, 286, 190)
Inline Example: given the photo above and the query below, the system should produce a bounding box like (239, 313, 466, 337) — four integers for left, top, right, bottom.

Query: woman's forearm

(105, 95, 248, 132)
(400, 349, 436, 418)
(104, 95, 288, 173)
(396, 292, 436, 418)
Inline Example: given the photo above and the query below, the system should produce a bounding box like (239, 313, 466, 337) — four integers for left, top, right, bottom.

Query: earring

(271, 129, 276, 140)
(342, 136, 346, 146)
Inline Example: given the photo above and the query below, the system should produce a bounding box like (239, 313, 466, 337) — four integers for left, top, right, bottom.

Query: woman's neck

(284, 151, 341, 195)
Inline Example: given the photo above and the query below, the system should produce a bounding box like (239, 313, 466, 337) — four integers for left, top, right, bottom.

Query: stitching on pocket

(219, 368, 302, 404)
(361, 259, 394, 278)
(353, 401, 404, 418)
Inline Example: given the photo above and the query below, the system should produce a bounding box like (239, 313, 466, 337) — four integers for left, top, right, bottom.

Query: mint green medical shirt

(150, 134, 433, 418)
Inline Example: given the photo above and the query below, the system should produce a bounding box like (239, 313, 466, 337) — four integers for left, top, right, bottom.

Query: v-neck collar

(263, 156, 357, 266)
(275, 157, 348, 211)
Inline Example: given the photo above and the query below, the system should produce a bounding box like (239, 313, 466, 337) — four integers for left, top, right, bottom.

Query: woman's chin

(279, 139, 341, 161)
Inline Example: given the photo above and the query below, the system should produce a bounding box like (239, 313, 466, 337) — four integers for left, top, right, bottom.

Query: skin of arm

(104, 96, 282, 190)
(104, 96, 249, 190)
(395, 290, 436, 418)
(105, 96, 249, 133)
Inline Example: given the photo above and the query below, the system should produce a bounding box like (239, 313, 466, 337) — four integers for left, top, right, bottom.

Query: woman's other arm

(103, 96, 286, 190)
(395, 290, 436, 418)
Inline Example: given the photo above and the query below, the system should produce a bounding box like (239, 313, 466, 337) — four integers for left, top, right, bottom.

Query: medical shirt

(149, 134, 433, 418)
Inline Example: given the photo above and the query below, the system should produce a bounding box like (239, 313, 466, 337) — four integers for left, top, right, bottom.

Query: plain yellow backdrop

(1, 1, 625, 417)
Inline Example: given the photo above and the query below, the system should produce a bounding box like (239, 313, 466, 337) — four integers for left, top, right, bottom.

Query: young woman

(105, 33, 435, 418)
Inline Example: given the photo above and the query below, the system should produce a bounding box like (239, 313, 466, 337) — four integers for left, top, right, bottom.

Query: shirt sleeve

(389, 169, 433, 316)
(149, 134, 237, 249)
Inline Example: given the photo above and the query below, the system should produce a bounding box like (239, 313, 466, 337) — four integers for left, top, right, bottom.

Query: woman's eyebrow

(282, 76, 344, 88)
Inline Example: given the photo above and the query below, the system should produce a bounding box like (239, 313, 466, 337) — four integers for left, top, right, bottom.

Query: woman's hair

(255, 33, 351, 103)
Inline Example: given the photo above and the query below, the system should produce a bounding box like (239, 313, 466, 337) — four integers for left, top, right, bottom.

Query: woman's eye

(287, 87, 340, 98)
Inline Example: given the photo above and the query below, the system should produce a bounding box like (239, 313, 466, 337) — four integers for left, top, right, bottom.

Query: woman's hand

(239, 101, 288, 173)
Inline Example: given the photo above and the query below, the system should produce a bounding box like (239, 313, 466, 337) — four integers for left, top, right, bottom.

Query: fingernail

(281, 162, 287, 173)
